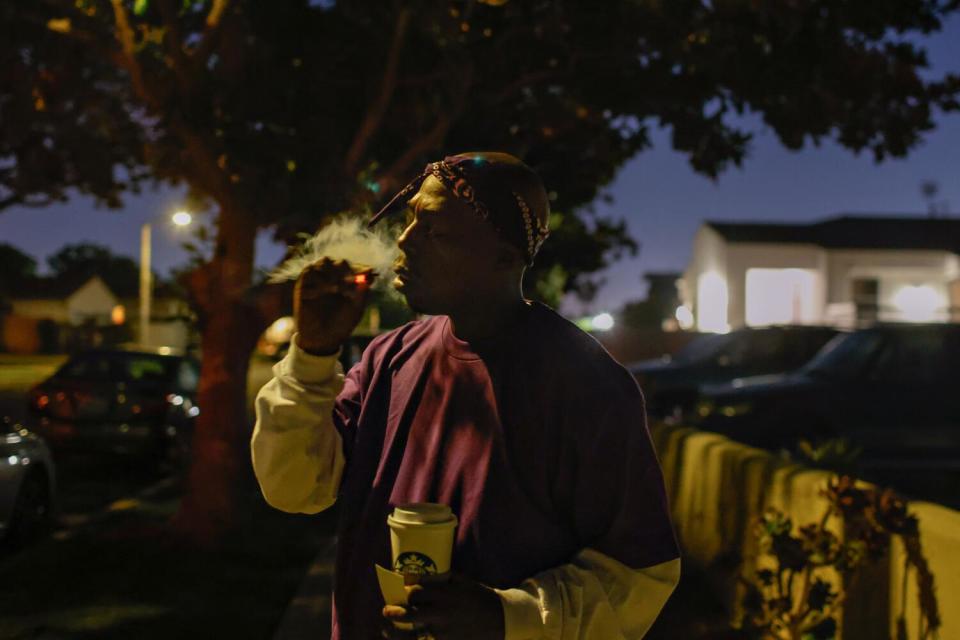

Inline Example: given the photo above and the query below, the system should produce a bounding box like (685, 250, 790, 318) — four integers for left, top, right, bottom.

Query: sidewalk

(273, 538, 338, 640)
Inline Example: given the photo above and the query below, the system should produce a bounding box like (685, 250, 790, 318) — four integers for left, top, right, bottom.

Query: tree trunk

(172, 204, 267, 546)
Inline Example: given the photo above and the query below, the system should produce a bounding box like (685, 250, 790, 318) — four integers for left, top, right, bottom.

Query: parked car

(628, 325, 840, 419)
(0, 417, 56, 548)
(27, 349, 200, 467)
(693, 324, 960, 466)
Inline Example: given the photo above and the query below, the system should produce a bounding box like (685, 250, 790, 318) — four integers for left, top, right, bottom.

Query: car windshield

(55, 352, 177, 383)
(672, 333, 734, 363)
(802, 331, 885, 379)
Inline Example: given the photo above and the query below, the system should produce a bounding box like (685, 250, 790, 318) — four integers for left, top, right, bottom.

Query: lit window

(745, 268, 816, 327)
(891, 285, 946, 323)
(697, 272, 729, 333)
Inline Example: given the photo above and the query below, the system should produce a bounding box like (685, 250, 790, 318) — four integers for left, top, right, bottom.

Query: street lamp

(140, 211, 192, 348)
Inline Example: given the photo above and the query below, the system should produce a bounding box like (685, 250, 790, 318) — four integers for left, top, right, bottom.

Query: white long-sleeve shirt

(252, 338, 679, 639)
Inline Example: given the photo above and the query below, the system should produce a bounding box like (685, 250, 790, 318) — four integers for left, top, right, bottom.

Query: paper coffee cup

(387, 503, 458, 583)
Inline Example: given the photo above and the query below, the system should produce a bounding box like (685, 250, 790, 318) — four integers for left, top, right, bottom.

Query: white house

(8, 275, 195, 350)
(681, 215, 960, 332)
(10, 275, 122, 326)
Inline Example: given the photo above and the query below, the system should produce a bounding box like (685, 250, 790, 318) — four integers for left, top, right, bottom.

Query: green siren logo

(394, 551, 438, 576)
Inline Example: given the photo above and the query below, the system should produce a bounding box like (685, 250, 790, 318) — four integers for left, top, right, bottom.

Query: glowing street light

(591, 312, 615, 331)
(140, 210, 192, 347)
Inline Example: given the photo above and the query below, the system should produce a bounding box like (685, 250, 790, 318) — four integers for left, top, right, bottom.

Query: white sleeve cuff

(283, 333, 342, 384)
(495, 586, 545, 640)
(493, 552, 681, 640)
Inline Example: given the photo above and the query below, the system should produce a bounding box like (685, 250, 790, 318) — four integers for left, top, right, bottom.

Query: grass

(0, 482, 335, 640)
(0, 355, 65, 388)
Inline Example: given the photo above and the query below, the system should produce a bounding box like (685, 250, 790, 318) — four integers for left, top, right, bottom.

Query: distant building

(118, 282, 195, 351)
(681, 215, 960, 331)
(4, 275, 195, 352)
(9, 275, 121, 327)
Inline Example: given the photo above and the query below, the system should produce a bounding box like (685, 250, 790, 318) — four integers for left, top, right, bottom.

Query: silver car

(0, 416, 56, 548)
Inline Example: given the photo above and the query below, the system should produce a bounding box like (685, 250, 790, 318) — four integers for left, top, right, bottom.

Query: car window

(120, 356, 171, 382)
(56, 354, 115, 380)
(672, 333, 731, 363)
(871, 329, 954, 384)
(785, 330, 838, 368)
(716, 330, 785, 367)
(804, 331, 886, 379)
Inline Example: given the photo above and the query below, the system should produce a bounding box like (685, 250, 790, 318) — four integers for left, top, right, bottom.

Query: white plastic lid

(390, 503, 455, 525)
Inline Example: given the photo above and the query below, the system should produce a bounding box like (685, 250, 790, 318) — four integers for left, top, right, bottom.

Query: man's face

(393, 175, 514, 315)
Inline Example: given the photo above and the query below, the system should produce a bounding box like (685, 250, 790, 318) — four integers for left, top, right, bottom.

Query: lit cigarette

(348, 271, 376, 285)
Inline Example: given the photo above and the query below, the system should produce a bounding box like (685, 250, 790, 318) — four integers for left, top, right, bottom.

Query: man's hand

(293, 257, 375, 355)
(381, 574, 505, 640)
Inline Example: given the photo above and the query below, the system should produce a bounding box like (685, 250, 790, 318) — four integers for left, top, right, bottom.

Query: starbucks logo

(394, 551, 438, 576)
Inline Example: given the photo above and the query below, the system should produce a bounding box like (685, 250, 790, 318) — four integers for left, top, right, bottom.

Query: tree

(46, 242, 142, 297)
(3, 0, 958, 543)
(0, 243, 38, 296)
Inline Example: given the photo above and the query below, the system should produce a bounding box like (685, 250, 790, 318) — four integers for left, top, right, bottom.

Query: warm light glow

(111, 305, 126, 325)
(265, 316, 296, 343)
(172, 211, 192, 226)
(697, 272, 729, 333)
(891, 284, 946, 322)
(675, 305, 695, 330)
(745, 268, 816, 326)
(592, 313, 615, 331)
(157, 346, 172, 355)
(354, 273, 368, 285)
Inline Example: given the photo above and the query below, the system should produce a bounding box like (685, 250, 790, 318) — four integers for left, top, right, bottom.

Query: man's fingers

(382, 604, 411, 620)
(406, 584, 446, 608)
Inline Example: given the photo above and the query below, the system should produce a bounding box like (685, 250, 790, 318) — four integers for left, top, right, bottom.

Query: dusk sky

(2, 15, 958, 317)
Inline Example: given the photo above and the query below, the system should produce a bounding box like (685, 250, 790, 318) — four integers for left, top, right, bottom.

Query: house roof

(705, 215, 960, 252)
(7, 275, 184, 302)
(7, 274, 108, 300)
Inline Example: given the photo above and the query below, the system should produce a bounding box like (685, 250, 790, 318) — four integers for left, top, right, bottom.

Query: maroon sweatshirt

(329, 302, 678, 639)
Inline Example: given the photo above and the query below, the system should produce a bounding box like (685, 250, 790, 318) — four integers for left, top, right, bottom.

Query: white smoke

(267, 213, 401, 292)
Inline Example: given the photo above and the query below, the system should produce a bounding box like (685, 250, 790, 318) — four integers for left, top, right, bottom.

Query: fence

(651, 425, 960, 639)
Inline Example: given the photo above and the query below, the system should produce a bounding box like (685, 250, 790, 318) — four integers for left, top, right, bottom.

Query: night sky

(2, 15, 958, 316)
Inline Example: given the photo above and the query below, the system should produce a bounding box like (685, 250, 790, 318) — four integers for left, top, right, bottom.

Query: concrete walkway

(273, 538, 338, 640)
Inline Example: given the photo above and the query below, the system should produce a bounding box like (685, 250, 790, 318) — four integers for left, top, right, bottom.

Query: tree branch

(109, 0, 153, 107)
(343, 8, 412, 177)
(155, 0, 195, 91)
(492, 68, 565, 104)
(378, 62, 474, 192)
(105, 0, 231, 207)
(21, 7, 127, 69)
(193, 0, 232, 69)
